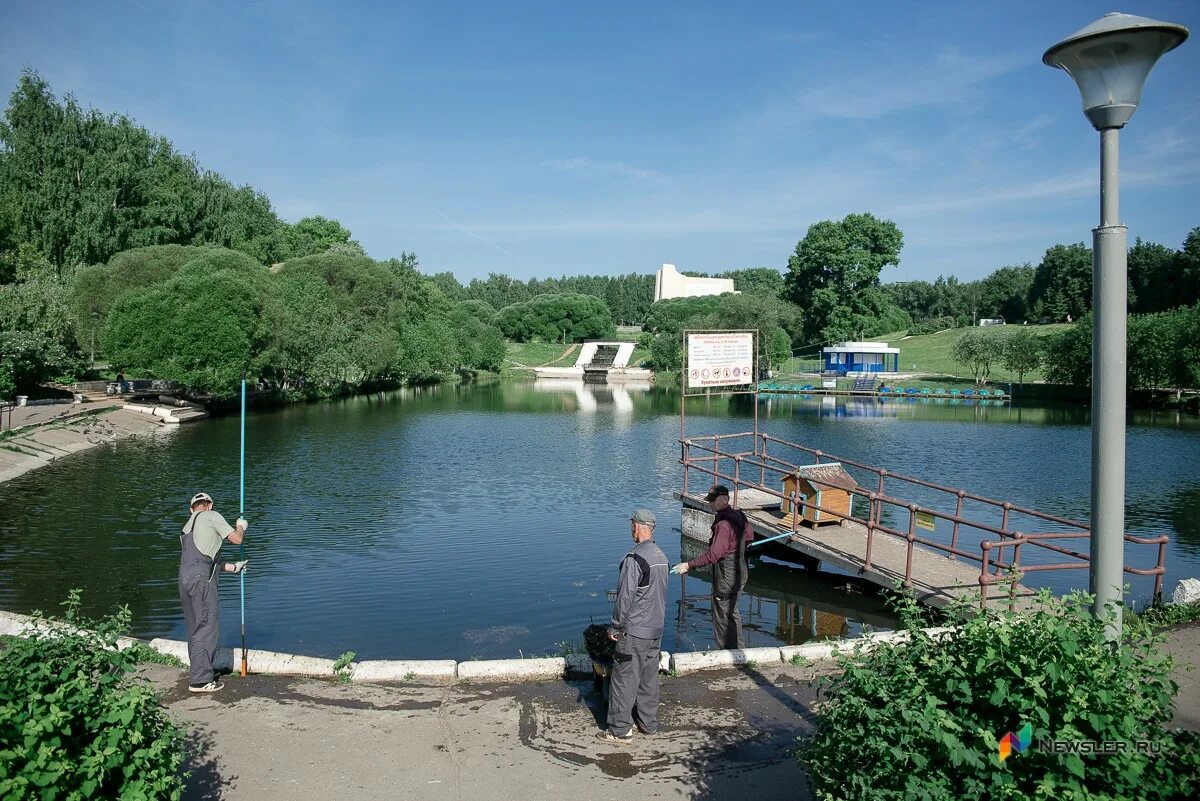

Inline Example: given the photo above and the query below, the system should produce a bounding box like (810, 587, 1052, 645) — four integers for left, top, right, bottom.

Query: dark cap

(631, 509, 656, 527)
(704, 484, 730, 502)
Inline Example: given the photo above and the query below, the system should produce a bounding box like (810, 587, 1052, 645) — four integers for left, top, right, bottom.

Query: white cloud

(543, 157, 669, 187)
(767, 50, 1028, 123)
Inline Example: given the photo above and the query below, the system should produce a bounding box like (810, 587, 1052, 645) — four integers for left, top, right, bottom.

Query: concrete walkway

(0, 407, 170, 484)
(146, 622, 1200, 800)
(148, 661, 830, 801)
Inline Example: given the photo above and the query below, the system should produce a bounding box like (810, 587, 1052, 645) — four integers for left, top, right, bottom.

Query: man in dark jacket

(599, 508, 669, 743)
(671, 485, 753, 649)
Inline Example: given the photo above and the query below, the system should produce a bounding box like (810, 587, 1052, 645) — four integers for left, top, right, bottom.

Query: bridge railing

(679, 432, 1168, 609)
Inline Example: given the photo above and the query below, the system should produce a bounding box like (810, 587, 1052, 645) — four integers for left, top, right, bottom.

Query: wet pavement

(144, 621, 1200, 800)
(147, 660, 836, 800)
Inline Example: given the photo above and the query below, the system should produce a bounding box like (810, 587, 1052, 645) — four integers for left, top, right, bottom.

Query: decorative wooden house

(781, 463, 858, 528)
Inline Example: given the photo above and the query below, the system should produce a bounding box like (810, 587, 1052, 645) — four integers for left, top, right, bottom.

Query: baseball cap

(189, 491, 213, 507)
(704, 484, 730, 502)
(631, 509, 657, 526)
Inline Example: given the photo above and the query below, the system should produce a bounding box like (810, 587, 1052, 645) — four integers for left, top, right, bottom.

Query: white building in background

(653, 263, 738, 301)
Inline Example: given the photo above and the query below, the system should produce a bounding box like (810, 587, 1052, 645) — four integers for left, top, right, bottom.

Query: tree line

(884, 233, 1200, 331)
(3, 69, 1198, 396)
(948, 303, 1200, 392)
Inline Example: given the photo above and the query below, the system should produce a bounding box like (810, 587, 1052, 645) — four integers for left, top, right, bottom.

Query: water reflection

(673, 537, 897, 652)
(533, 379, 652, 409)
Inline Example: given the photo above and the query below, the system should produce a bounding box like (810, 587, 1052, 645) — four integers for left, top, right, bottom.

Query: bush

(0, 590, 185, 799)
(909, 316, 959, 335)
(494, 293, 615, 343)
(103, 251, 267, 395)
(798, 591, 1200, 800)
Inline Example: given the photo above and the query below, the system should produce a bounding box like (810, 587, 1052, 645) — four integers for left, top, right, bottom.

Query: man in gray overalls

(180, 491, 248, 693)
(599, 508, 669, 743)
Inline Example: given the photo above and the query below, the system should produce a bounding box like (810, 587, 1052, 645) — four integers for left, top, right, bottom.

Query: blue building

(822, 341, 900, 374)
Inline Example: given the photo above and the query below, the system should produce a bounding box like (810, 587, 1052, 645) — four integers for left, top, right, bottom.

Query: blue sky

(1, 1, 1197, 284)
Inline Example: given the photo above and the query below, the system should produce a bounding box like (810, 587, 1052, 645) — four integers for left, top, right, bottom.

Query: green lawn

(869, 325, 1069, 382)
(777, 324, 1070, 385)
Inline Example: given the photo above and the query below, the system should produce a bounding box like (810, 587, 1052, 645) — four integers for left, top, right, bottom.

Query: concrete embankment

(0, 407, 173, 484)
(0, 607, 946, 683)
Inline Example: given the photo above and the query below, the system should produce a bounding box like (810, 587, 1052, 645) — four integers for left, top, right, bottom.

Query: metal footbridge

(677, 431, 1169, 613)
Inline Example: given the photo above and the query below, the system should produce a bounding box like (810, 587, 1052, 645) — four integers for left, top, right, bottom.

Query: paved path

(147, 661, 830, 801)
(1162, 621, 1200, 732)
(144, 622, 1200, 800)
(0, 407, 170, 484)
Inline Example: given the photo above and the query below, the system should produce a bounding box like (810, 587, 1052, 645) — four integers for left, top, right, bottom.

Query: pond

(1, 380, 1197, 660)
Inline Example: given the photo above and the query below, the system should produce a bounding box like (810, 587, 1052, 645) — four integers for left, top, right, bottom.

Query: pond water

(1, 380, 1197, 660)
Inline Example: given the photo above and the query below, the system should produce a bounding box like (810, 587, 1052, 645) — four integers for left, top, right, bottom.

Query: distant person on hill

(671, 484, 753, 649)
(179, 491, 248, 693)
(599, 508, 669, 744)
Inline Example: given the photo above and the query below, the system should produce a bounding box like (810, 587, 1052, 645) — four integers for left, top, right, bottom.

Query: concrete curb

(458, 657, 568, 681)
(352, 660, 458, 682)
(1, 608, 956, 683)
(149, 638, 337, 677)
(778, 625, 957, 666)
(670, 646, 783, 675)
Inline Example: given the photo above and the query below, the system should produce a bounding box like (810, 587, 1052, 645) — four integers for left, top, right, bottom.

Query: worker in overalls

(599, 509, 669, 743)
(671, 485, 753, 649)
(179, 491, 248, 693)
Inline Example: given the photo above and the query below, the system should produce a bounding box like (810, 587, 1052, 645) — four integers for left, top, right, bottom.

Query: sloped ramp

(678, 492, 1040, 613)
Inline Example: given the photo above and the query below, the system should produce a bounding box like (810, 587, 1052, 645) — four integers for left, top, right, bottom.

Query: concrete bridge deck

(678, 490, 1040, 613)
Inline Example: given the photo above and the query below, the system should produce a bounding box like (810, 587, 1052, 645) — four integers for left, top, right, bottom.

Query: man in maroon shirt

(671, 484, 754, 649)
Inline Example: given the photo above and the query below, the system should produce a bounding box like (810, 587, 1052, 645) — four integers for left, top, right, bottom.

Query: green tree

(783, 212, 904, 343)
(1000, 328, 1042, 385)
(494, 293, 615, 343)
(979, 264, 1035, 322)
(279, 215, 363, 260)
(1176, 227, 1200, 310)
(950, 330, 1004, 384)
(0, 271, 85, 387)
(719, 267, 784, 298)
(1128, 238, 1179, 315)
(1029, 243, 1092, 322)
(103, 249, 267, 394)
(1042, 316, 1093, 386)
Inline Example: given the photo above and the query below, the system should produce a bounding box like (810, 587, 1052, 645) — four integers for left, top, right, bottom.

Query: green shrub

(798, 591, 1200, 800)
(0, 590, 185, 800)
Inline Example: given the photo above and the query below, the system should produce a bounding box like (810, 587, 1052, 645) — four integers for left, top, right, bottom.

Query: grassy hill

(866, 325, 1069, 382)
(779, 324, 1071, 384)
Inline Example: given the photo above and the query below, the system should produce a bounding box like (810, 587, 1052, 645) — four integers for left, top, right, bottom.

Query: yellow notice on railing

(915, 511, 937, 531)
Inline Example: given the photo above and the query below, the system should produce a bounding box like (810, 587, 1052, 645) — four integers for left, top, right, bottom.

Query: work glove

(236, 517, 248, 530)
(670, 563, 689, 575)
(228, 560, 249, 574)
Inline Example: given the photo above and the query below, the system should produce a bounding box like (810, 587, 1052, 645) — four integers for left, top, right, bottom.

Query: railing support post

(865, 492, 877, 572)
(904, 505, 916, 587)
(951, 491, 964, 555)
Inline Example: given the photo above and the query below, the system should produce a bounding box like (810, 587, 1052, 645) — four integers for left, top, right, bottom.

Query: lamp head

(1043, 12, 1188, 130)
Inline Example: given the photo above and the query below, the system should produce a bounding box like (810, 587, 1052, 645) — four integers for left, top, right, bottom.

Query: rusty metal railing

(679, 432, 1169, 610)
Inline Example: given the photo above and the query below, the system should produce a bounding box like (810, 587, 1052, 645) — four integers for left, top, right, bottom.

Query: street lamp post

(1043, 13, 1188, 638)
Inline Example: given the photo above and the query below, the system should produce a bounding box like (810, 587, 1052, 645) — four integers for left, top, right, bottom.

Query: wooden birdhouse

(781, 463, 858, 527)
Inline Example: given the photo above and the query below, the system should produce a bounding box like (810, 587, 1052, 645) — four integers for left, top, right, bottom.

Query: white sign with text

(686, 332, 754, 388)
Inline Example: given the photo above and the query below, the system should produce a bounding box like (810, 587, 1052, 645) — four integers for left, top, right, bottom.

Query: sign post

(680, 330, 760, 493)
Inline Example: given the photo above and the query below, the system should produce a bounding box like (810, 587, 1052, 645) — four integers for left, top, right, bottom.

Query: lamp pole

(1044, 13, 1188, 638)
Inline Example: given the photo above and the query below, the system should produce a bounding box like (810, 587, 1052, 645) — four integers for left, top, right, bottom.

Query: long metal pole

(239, 377, 248, 675)
(1090, 126, 1127, 639)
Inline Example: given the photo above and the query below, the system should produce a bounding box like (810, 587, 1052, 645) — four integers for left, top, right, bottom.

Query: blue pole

(239, 376, 247, 676)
